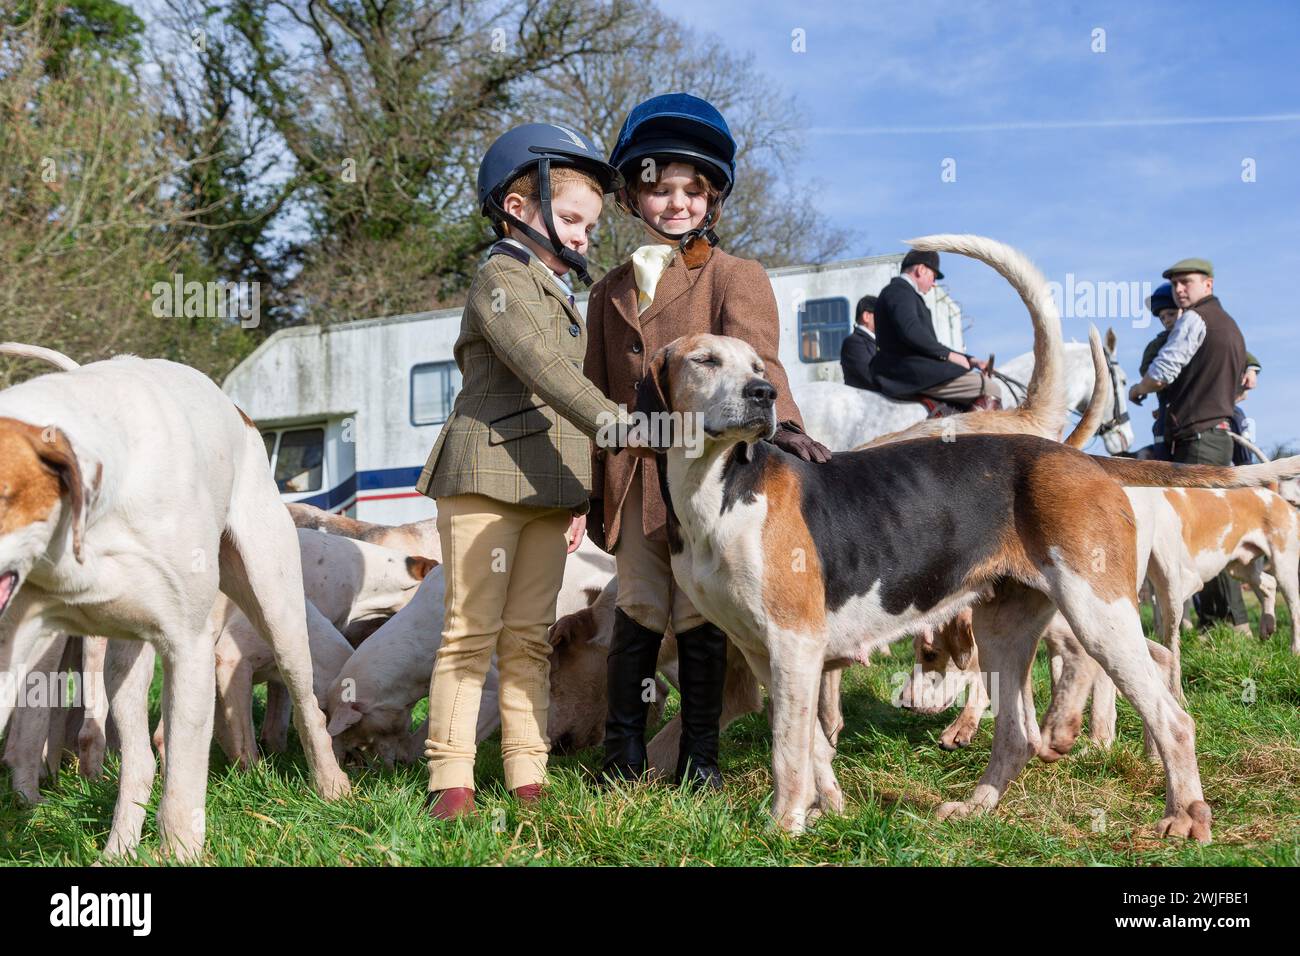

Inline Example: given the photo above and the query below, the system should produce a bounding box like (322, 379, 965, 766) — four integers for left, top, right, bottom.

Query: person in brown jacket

(585, 93, 831, 789)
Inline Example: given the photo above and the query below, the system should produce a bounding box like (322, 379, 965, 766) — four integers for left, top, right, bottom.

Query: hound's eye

(693, 355, 719, 366)
(752, 364, 763, 374)
(921, 650, 939, 664)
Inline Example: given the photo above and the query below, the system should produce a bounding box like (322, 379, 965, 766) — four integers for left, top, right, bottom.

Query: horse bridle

(1095, 346, 1131, 440)
(988, 346, 1130, 441)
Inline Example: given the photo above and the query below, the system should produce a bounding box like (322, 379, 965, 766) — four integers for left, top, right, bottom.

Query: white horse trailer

(222, 252, 964, 523)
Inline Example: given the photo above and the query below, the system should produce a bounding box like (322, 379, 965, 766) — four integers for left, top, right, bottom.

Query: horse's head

(1096, 328, 1134, 455)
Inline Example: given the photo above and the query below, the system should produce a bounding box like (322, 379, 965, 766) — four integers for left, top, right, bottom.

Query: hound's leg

(1039, 617, 1102, 761)
(156, 639, 216, 861)
(810, 721, 844, 817)
(759, 639, 825, 834)
(1144, 561, 1189, 706)
(1057, 593, 1211, 843)
(3, 633, 68, 803)
(1088, 667, 1118, 748)
(939, 648, 988, 751)
(219, 499, 350, 801)
(1242, 561, 1276, 640)
(102, 640, 157, 860)
(214, 659, 258, 769)
(818, 668, 844, 750)
(938, 593, 1055, 821)
(78, 636, 109, 780)
(1265, 533, 1300, 654)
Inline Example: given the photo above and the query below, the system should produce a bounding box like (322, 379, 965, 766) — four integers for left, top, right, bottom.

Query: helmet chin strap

(487, 157, 595, 286)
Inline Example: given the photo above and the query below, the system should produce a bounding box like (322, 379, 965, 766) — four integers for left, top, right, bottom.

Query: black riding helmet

(608, 93, 737, 251)
(478, 123, 624, 286)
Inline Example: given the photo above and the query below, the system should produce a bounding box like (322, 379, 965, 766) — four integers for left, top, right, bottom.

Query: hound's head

(0, 417, 99, 620)
(897, 609, 978, 715)
(636, 334, 778, 451)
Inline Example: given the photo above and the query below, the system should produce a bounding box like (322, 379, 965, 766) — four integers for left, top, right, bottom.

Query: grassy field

(2, 603, 1297, 866)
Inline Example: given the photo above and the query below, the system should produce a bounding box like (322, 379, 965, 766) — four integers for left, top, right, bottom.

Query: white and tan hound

(0, 345, 350, 860)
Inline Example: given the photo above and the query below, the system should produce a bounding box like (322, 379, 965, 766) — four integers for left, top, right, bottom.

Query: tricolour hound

(634, 236, 1300, 841)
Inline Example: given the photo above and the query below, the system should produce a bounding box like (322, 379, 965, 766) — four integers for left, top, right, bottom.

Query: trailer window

(274, 428, 325, 493)
(261, 431, 276, 462)
(411, 361, 462, 425)
(797, 297, 850, 363)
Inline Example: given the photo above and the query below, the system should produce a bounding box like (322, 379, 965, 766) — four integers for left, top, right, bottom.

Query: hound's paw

(1156, 800, 1212, 844)
(939, 720, 978, 751)
(13, 785, 45, 807)
(1037, 714, 1083, 763)
(316, 770, 352, 801)
(815, 785, 845, 816)
(1088, 723, 1116, 750)
(1260, 614, 1276, 640)
(936, 800, 976, 822)
(772, 807, 809, 835)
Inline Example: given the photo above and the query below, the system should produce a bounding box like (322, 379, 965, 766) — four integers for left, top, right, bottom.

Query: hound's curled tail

(0, 343, 81, 371)
(1062, 325, 1107, 449)
(906, 234, 1066, 440)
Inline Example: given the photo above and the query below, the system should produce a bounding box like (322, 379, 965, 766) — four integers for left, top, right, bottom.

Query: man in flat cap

(869, 250, 1000, 409)
(1129, 257, 1249, 632)
(840, 293, 880, 390)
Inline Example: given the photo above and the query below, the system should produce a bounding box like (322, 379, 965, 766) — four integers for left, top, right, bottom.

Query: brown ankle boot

(512, 784, 546, 804)
(425, 787, 475, 821)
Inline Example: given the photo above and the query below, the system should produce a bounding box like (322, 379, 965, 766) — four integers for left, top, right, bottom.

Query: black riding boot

(601, 609, 665, 782)
(673, 621, 727, 790)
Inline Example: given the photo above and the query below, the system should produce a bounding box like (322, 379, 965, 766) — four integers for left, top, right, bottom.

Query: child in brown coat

(584, 93, 830, 788)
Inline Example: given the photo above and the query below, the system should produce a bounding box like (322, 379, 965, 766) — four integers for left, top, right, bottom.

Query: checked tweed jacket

(415, 244, 624, 513)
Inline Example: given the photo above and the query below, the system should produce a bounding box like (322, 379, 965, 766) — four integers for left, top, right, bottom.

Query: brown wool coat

(584, 243, 806, 549)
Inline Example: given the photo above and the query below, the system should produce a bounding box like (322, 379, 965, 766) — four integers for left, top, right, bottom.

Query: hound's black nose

(743, 379, 776, 406)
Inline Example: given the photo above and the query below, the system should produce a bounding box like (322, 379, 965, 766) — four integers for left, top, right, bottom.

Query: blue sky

(654, 0, 1300, 450)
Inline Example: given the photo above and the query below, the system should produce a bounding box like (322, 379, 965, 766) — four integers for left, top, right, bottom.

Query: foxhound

(0, 344, 350, 860)
(642, 332, 1300, 839)
(634, 237, 1300, 841)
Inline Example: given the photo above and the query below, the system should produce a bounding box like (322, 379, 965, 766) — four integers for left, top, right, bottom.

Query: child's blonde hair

(503, 166, 603, 209)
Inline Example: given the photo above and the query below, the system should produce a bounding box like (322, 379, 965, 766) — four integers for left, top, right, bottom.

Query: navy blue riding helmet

(477, 123, 624, 286)
(1147, 281, 1177, 315)
(608, 93, 737, 251)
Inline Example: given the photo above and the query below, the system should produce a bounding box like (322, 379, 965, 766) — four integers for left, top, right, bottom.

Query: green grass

(2, 600, 1297, 866)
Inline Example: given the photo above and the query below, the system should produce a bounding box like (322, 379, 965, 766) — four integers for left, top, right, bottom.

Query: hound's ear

(549, 607, 597, 647)
(946, 610, 977, 671)
(30, 426, 99, 564)
(405, 555, 439, 580)
(635, 346, 673, 419)
(326, 700, 365, 736)
(1105, 327, 1117, 353)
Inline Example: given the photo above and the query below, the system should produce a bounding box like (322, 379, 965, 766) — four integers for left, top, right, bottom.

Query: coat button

(631, 340, 643, 354)
(568, 323, 580, 337)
